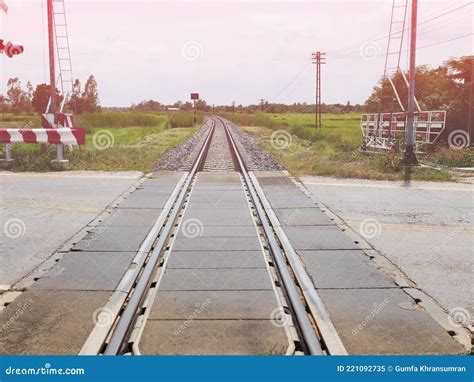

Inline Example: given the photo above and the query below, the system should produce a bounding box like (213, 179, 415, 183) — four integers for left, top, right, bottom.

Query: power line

(416, 32, 473, 50)
(415, 13, 472, 38)
(329, 1, 473, 55)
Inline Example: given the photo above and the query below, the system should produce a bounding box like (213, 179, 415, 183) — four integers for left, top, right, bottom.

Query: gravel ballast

(156, 116, 284, 171)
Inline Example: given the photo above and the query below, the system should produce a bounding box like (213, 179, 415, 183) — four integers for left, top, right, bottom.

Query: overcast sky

(0, 0, 472, 107)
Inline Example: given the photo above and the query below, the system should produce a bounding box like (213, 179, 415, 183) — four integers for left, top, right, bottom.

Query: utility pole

(469, 57, 473, 146)
(259, 98, 266, 112)
(47, 0, 56, 118)
(232, 101, 235, 120)
(405, 0, 418, 165)
(47, 0, 67, 167)
(312, 51, 326, 129)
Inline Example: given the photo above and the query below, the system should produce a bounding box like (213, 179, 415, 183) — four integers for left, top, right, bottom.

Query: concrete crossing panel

(298, 250, 397, 288)
(166, 251, 266, 269)
(139, 320, 289, 355)
(148, 290, 279, 320)
(158, 268, 274, 291)
(33, 252, 136, 291)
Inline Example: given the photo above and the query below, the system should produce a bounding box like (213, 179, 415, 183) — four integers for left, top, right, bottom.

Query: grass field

(222, 112, 471, 181)
(0, 111, 200, 172)
(1, 111, 471, 179)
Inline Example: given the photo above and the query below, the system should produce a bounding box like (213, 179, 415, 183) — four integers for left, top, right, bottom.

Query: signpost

(191, 93, 199, 124)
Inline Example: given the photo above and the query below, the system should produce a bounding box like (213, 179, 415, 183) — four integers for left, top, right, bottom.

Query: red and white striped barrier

(41, 113, 76, 129)
(0, 128, 85, 145)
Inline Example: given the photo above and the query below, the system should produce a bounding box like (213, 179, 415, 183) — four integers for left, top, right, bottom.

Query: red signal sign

(190, 93, 199, 100)
(0, 39, 24, 58)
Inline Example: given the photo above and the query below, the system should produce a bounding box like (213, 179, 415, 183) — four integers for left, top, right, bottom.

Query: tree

(364, 56, 472, 136)
(132, 100, 164, 112)
(0, 94, 9, 113)
(81, 75, 100, 113)
(444, 56, 472, 134)
(31, 84, 62, 113)
(67, 76, 100, 114)
(26, 81, 34, 101)
(6, 77, 31, 113)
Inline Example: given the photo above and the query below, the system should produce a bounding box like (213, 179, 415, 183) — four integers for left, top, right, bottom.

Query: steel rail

(103, 120, 216, 355)
(217, 116, 324, 355)
(79, 172, 188, 355)
(248, 172, 348, 355)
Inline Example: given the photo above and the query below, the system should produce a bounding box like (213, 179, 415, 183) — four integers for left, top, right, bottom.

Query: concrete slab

(139, 320, 288, 355)
(301, 175, 474, 320)
(181, 209, 254, 226)
(158, 268, 274, 291)
(0, 290, 112, 355)
(33, 252, 136, 291)
(184, 201, 249, 210)
(284, 226, 360, 250)
(258, 177, 295, 187)
(318, 288, 465, 355)
(133, 185, 175, 194)
(265, 194, 316, 209)
(253, 171, 287, 179)
(273, 208, 334, 226)
(118, 190, 171, 209)
(0, 171, 142, 288)
(148, 290, 279, 320)
(189, 191, 248, 203)
(299, 250, 397, 288)
(172, 237, 261, 251)
(147, 172, 186, 184)
(192, 185, 243, 191)
(166, 251, 266, 268)
(72, 226, 150, 252)
(193, 182, 242, 187)
(196, 172, 241, 182)
(95, 208, 161, 227)
(176, 225, 257, 238)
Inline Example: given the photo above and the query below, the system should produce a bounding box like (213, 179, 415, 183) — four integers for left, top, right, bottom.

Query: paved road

(301, 176, 474, 320)
(0, 171, 143, 289)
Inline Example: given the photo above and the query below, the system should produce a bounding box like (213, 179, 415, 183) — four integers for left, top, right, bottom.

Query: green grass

(231, 112, 462, 181)
(2, 111, 199, 172)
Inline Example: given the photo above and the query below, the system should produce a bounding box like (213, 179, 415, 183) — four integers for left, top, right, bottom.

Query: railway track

(80, 116, 346, 356)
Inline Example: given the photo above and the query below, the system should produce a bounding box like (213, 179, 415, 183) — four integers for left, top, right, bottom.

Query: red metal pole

(315, 54, 318, 128)
(47, 0, 56, 116)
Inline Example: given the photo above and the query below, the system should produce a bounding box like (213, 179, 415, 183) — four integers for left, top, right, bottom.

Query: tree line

(365, 56, 472, 132)
(130, 99, 364, 114)
(0, 75, 100, 114)
(1, 55, 470, 134)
